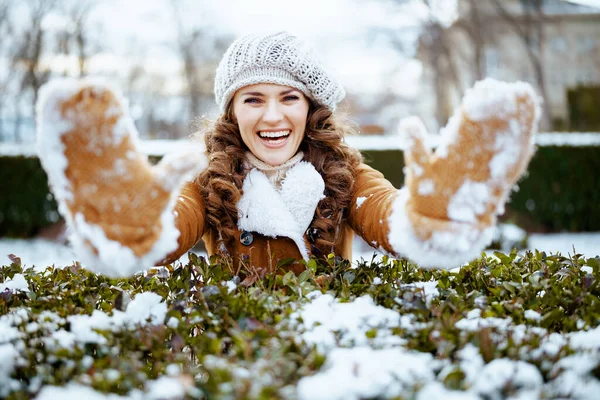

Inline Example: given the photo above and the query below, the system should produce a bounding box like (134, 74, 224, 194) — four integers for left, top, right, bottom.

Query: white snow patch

(66, 292, 166, 345)
(222, 279, 237, 294)
(568, 325, 600, 351)
(472, 358, 543, 398)
(412, 163, 424, 177)
(462, 79, 536, 122)
(0, 344, 19, 396)
(417, 179, 435, 195)
(416, 382, 479, 400)
(292, 293, 403, 352)
(0, 274, 29, 292)
(428, 0, 459, 27)
(3, 132, 599, 158)
(145, 376, 186, 400)
(527, 232, 600, 257)
(524, 310, 542, 322)
(35, 382, 140, 399)
(489, 130, 522, 180)
(432, 113, 461, 159)
(397, 115, 438, 153)
(355, 196, 366, 209)
(535, 132, 600, 147)
(120, 292, 167, 326)
(296, 347, 434, 400)
(447, 180, 489, 223)
(44, 329, 77, 350)
(67, 310, 112, 345)
(455, 314, 512, 332)
(456, 344, 485, 385)
(0, 321, 23, 343)
(548, 370, 600, 399)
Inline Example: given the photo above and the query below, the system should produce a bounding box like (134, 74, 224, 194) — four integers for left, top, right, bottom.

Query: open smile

(257, 130, 291, 147)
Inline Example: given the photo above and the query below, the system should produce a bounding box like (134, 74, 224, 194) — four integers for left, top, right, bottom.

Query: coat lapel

(237, 161, 325, 261)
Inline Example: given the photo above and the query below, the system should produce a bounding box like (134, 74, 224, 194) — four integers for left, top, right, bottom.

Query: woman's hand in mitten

(388, 78, 540, 268)
(36, 79, 207, 276)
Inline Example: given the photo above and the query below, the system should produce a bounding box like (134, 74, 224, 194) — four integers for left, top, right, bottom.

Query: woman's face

(232, 83, 310, 166)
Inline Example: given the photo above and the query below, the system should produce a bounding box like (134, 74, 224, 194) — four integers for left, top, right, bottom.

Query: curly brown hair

(195, 103, 362, 257)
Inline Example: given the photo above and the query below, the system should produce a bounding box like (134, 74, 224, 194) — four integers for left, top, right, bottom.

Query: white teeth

(258, 130, 290, 138)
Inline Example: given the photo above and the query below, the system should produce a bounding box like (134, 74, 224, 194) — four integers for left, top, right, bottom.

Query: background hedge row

(1, 144, 599, 237)
(363, 145, 600, 232)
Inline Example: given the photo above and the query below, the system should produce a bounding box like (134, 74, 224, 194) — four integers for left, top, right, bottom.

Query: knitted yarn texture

(214, 32, 345, 112)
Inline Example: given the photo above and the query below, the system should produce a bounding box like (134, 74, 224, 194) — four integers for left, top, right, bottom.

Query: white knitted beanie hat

(214, 32, 345, 112)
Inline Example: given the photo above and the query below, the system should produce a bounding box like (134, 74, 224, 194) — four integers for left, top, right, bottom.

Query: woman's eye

(244, 98, 261, 104)
(283, 95, 299, 102)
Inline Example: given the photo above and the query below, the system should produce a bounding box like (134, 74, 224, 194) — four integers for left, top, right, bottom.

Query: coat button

(240, 231, 254, 246)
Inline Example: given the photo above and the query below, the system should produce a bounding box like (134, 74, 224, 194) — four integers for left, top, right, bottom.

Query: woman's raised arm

(36, 79, 207, 276)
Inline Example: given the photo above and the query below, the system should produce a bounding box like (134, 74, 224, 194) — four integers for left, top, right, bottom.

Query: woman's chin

(254, 148, 295, 167)
(255, 151, 292, 167)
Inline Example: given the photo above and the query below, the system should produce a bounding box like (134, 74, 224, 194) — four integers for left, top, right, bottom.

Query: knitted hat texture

(214, 32, 345, 112)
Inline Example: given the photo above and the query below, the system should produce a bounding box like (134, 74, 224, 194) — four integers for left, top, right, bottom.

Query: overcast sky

(42, 0, 600, 98)
(80, 0, 429, 96)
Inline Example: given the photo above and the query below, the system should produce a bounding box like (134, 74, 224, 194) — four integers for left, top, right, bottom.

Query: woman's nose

(262, 101, 284, 124)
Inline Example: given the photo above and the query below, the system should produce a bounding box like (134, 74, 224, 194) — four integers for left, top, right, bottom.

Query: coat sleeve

(347, 163, 400, 255)
(160, 180, 207, 264)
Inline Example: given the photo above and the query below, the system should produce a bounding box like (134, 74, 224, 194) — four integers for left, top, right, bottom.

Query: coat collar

(237, 161, 325, 260)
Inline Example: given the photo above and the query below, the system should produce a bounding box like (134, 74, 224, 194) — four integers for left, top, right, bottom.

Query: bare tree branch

(63, 0, 98, 77)
(14, 0, 59, 113)
(489, 0, 552, 129)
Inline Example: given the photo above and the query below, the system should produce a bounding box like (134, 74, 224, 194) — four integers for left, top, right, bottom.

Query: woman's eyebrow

(241, 91, 264, 96)
(279, 89, 298, 95)
(240, 89, 299, 97)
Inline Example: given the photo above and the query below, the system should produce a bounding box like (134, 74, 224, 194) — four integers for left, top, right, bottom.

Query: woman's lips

(257, 129, 291, 148)
(260, 134, 290, 148)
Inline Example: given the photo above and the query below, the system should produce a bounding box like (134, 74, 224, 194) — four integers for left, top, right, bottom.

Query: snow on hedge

(1, 133, 599, 158)
(1, 249, 600, 399)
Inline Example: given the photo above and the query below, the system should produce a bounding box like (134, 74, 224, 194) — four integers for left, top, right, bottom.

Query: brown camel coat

(164, 163, 398, 274)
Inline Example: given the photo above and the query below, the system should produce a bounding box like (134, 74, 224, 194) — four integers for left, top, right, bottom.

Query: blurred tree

(57, 0, 100, 77)
(15, 0, 58, 111)
(417, 12, 462, 129)
(0, 0, 16, 141)
(11, 0, 58, 142)
(455, 0, 489, 82)
(378, 0, 467, 129)
(169, 0, 231, 122)
(489, 0, 552, 130)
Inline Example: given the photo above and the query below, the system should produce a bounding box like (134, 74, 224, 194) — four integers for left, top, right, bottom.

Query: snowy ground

(2, 133, 599, 158)
(1, 231, 598, 271)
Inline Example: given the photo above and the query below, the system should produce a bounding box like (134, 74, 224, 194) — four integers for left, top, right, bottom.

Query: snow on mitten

(389, 78, 541, 268)
(36, 79, 207, 276)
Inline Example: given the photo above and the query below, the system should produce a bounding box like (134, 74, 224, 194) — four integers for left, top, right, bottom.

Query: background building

(416, 0, 600, 132)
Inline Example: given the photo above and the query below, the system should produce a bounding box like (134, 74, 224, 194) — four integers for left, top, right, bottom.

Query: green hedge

(361, 146, 600, 232)
(2, 251, 600, 398)
(568, 86, 600, 132)
(0, 156, 59, 237)
(1, 145, 599, 237)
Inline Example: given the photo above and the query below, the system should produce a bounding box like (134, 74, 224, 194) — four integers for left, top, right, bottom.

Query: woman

(36, 32, 540, 277)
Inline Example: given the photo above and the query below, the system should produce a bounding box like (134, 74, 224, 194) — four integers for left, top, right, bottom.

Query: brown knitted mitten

(36, 79, 206, 276)
(389, 78, 541, 268)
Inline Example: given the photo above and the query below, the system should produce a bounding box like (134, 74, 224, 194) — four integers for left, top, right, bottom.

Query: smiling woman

(35, 31, 541, 277)
(232, 84, 310, 166)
